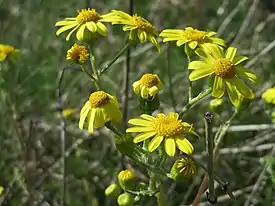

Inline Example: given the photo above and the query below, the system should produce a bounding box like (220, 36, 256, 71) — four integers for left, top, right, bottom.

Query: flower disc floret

(139, 74, 159, 88)
(66, 44, 89, 64)
(185, 28, 206, 42)
(89, 91, 110, 107)
(132, 16, 154, 33)
(76, 9, 101, 23)
(152, 115, 184, 137)
(214, 58, 234, 78)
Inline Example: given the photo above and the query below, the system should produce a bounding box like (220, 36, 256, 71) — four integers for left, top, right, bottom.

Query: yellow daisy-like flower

(55, 8, 110, 41)
(66, 43, 89, 64)
(79, 91, 122, 133)
(159, 27, 226, 49)
(133, 73, 163, 99)
(262, 87, 275, 104)
(103, 10, 160, 52)
(188, 45, 257, 107)
(126, 112, 198, 157)
(0, 44, 19, 62)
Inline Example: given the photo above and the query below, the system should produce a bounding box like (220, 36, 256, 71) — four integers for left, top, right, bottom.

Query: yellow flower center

(184, 28, 206, 42)
(153, 115, 184, 138)
(139, 74, 159, 88)
(89, 91, 110, 108)
(76, 8, 101, 24)
(66, 44, 89, 64)
(214, 58, 234, 78)
(132, 15, 155, 33)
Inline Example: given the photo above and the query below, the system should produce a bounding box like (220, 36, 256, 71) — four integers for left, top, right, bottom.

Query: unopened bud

(118, 170, 137, 190)
(170, 157, 196, 181)
(105, 184, 121, 198)
(209, 99, 224, 114)
(117, 193, 134, 206)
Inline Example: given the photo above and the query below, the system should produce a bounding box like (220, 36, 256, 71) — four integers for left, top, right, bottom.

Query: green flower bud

(117, 193, 134, 206)
(209, 99, 224, 114)
(118, 170, 137, 190)
(105, 184, 121, 198)
(170, 157, 196, 181)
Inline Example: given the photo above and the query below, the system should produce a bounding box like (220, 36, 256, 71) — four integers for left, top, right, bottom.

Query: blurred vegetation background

(0, 0, 275, 205)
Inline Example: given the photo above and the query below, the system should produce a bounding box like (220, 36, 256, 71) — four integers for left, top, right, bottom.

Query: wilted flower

(133, 73, 163, 99)
(188, 46, 257, 107)
(79, 91, 122, 133)
(126, 112, 198, 157)
(159, 27, 226, 49)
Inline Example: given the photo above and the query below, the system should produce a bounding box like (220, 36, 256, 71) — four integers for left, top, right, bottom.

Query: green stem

(105, 122, 124, 137)
(156, 183, 166, 206)
(214, 110, 238, 158)
(204, 113, 215, 204)
(99, 42, 131, 75)
(80, 65, 96, 81)
(179, 88, 212, 119)
(185, 44, 193, 102)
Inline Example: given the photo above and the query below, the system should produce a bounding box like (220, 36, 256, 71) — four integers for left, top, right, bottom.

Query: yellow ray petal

(175, 137, 194, 154)
(212, 76, 225, 98)
(230, 78, 254, 99)
(188, 61, 210, 70)
(88, 109, 96, 133)
(126, 127, 155, 133)
(128, 118, 153, 126)
(235, 67, 257, 83)
(133, 131, 157, 143)
(148, 135, 164, 152)
(189, 68, 213, 81)
(140, 114, 155, 121)
(76, 24, 86, 41)
(79, 107, 90, 130)
(56, 23, 79, 36)
(225, 47, 237, 61)
(165, 138, 176, 156)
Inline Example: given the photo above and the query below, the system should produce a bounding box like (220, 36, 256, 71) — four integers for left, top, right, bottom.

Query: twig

(245, 39, 275, 67)
(232, 0, 260, 45)
(204, 112, 216, 205)
(57, 68, 67, 206)
(244, 148, 275, 206)
(217, 0, 247, 36)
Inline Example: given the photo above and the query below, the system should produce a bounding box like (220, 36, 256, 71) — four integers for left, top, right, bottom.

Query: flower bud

(117, 193, 134, 206)
(209, 99, 223, 114)
(170, 157, 196, 181)
(105, 184, 121, 198)
(117, 170, 137, 190)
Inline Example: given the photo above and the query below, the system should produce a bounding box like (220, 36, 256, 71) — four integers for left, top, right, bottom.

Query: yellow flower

(66, 44, 89, 64)
(0, 44, 19, 62)
(170, 157, 196, 180)
(188, 45, 257, 107)
(159, 27, 226, 49)
(55, 8, 110, 41)
(262, 87, 275, 104)
(133, 73, 163, 99)
(79, 91, 122, 133)
(126, 112, 198, 157)
(103, 10, 160, 52)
